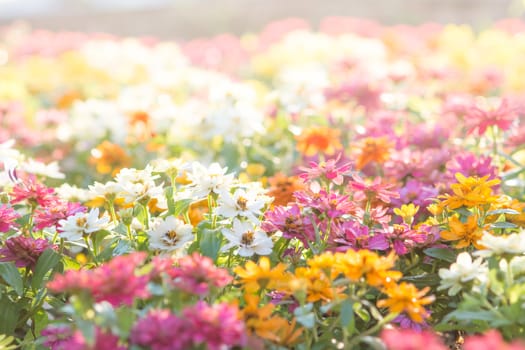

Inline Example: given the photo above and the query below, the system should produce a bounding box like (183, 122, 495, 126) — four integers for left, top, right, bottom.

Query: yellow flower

(307, 252, 337, 277)
(441, 215, 485, 249)
(377, 282, 434, 323)
(289, 266, 336, 303)
(234, 257, 289, 293)
(438, 173, 500, 210)
(333, 250, 402, 288)
(394, 204, 420, 225)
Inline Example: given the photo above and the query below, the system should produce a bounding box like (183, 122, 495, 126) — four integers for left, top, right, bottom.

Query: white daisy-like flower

(216, 188, 268, 224)
(55, 183, 91, 202)
(221, 219, 273, 257)
(187, 162, 235, 199)
(509, 256, 525, 276)
(88, 181, 121, 201)
(438, 252, 488, 296)
(147, 216, 193, 252)
(58, 208, 111, 242)
(20, 159, 65, 179)
(150, 158, 190, 180)
(474, 231, 525, 258)
(115, 166, 163, 204)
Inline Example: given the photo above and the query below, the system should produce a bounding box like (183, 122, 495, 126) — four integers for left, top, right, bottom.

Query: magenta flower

(330, 220, 389, 252)
(392, 313, 430, 332)
(153, 253, 232, 296)
(262, 204, 315, 246)
(393, 179, 439, 210)
(0, 205, 19, 232)
(381, 224, 427, 255)
(183, 301, 246, 350)
(34, 200, 86, 231)
(10, 175, 57, 207)
(47, 252, 149, 306)
(445, 152, 498, 183)
(298, 154, 353, 186)
(380, 328, 447, 350)
(349, 174, 399, 204)
(294, 189, 356, 219)
(42, 326, 124, 350)
(354, 205, 391, 226)
(0, 236, 55, 269)
(131, 309, 191, 350)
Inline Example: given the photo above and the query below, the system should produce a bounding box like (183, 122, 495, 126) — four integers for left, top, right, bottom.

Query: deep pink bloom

(34, 201, 86, 231)
(10, 175, 58, 207)
(393, 179, 439, 209)
(294, 188, 357, 219)
(131, 309, 191, 350)
(0, 236, 55, 269)
(354, 205, 391, 226)
(330, 220, 389, 252)
(380, 328, 447, 350)
(445, 152, 498, 183)
(465, 98, 518, 135)
(0, 205, 19, 232)
(463, 330, 525, 350)
(298, 155, 353, 186)
(42, 326, 124, 350)
(153, 253, 232, 296)
(381, 223, 428, 255)
(262, 204, 315, 246)
(183, 301, 246, 350)
(47, 252, 149, 306)
(349, 175, 400, 204)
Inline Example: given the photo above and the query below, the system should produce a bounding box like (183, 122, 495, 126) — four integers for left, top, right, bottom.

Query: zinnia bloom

(130, 309, 191, 350)
(47, 252, 149, 306)
(234, 257, 289, 293)
(0, 236, 55, 269)
(465, 98, 518, 135)
(463, 330, 525, 350)
(0, 205, 19, 232)
(377, 282, 434, 323)
(10, 175, 57, 207)
(381, 328, 447, 350)
(438, 173, 500, 210)
(353, 136, 392, 171)
(295, 126, 342, 157)
(266, 173, 305, 207)
(89, 141, 132, 176)
(349, 174, 400, 204)
(440, 215, 485, 249)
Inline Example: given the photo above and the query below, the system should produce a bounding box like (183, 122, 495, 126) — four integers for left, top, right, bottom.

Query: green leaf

(0, 262, 23, 296)
(486, 208, 520, 216)
(423, 248, 456, 263)
(32, 249, 61, 290)
(402, 273, 441, 287)
(0, 296, 20, 334)
(172, 199, 192, 217)
(340, 299, 354, 327)
(115, 307, 136, 337)
(199, 228, 222, 262)
(490, 222, 518, 229)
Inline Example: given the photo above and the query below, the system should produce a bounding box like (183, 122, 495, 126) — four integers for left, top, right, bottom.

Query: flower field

(1, 17, 525, 349)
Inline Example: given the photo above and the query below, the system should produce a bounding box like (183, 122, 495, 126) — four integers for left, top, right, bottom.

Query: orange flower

(188, 199, 209, 226)
(266, 173, 305, 207)
(334, 250, 402, 288)
(295, 126, 342, 157)
(127, 111, 155, 143)
(438, 173, 500, 210)
(354, 137, 392, 170)
(377, 282, 434, 323)
(234, 257, 289, 293)
(289, 266, 336, 302)
(441, 215, 485, 249)
(89, 141, 132, 176)
(486, 198, 525, 228)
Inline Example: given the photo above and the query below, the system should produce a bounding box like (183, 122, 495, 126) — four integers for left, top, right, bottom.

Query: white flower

(150, 158, 190, 179)
(88, 181, 121, 201)
(58, 208, 110, 242)
(115, 166, 163, 204)
(147, 216, 193, 252)
(221, 219, 273, 257)
(187, 162, 235, 198)
(510, 256, 525, 276)
(438, 252, 488, 296)
(55, 184, 91, 202)
(20, 159, 65, 179)
(474, 231, 525, 258)
(216, 188, 268, 224)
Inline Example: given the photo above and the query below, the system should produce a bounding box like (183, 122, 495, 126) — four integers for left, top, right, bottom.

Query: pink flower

(131, 309, 191, 350)
(381, 224, 427, 255)
(463, 330, 525, 350)
(393, 179, 439, 210)
(153, 253, 232, 296)
(10, 175, 57, 207)
(381, 328, 447, 350)
(294, 188, 356, 219)
(349, 175, 399, 204)
(48, 252, 149, 306)
(0, 236, 55, 269)
(298, 155, 353, 186)
(183, 301, 246, 350)
(465, 98, 518, 135)
(330, 220, 389, 252)
(34, 201, 86, 231)
(445, 152, 498, 184)
(0, 205, 19, 232)
(262, 204, 315, 246)
(43, 326, 125, 350)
